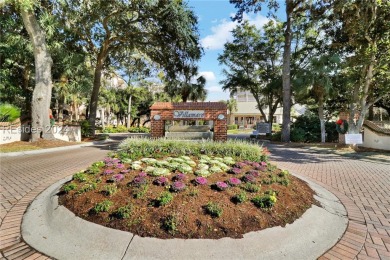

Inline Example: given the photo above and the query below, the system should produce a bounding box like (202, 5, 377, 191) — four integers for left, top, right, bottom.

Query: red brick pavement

(269, 144, 390, 260)
(1, 142, 389, 259)
(0, 146, 110, 259)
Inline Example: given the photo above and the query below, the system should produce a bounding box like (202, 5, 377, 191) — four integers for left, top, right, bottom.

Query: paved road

(0, 138, 389, 259)
(0, 138, 125, 260)
(268, 144, 390, 260)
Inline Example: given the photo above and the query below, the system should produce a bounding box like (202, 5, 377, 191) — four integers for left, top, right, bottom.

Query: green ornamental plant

(204, 202, 223, 218)
(0, 103, 20, 122)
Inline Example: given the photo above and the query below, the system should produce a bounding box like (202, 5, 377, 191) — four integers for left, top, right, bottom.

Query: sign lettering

(173, 110, 205, 119)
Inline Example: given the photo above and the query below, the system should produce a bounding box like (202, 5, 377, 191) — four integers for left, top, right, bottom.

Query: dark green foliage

(128, 126, 150, 133)
(154, 192, 174, 207)
(242, 183, 260, 193)
(133, 184, 149, 199)
(252, 195, 276, 209)
(86, 166, 100, 175)
(73, 172, 87, 182)
(204, 202, 223, 218)
(77, 182, 98, 194)
(161, 215, 178, 234)
(80, 120, 92, 138)
(102, 185, 118, 196)
(291, 114, 338, 143)
(91, 200, 113, 214)
(271, 132, 281, 141)
(231, 192, 247, 204)
(63, 183, 77, 193)
(325, 121, 339, 142)
(112, 205, 132, 219)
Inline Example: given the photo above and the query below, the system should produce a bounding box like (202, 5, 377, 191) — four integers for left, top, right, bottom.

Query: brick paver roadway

(269, 144, 390, 260)
(0, 140, 389, 260)
(0, 143, 113, 259)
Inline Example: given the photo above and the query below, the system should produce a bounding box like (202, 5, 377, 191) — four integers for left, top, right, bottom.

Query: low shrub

(231, 192, 247, 204)
(227, 124, 238, 130)
(154, 192, 174, 207)
(290, 112, 339, 143)
(77, 182, 98, 194)
(73, 172, 87, 182)
(112, 204, 132, 219)
(80, 120, 92, 137)
(128, 126, 150, 133)
(102, 184, 118, 196)
(92, 200, 113, 214)
(242, 183, 260, 193)
(161, 214, 178, 235)
(63, 183, 77, 193)
(102, 126, 150, 133)
(252, 191, 277, 208)
(204, 202, 223, 218)
(133, 184, 149, 199)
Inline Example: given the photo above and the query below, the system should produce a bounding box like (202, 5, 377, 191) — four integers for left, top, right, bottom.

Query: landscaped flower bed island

(59, 139, 316, 239)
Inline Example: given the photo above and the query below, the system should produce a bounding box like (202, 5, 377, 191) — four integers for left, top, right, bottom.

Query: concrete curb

(22, 176, 348, 260)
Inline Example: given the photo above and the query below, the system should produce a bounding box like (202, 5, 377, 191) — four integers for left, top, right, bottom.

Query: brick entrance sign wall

(150, 102, 227, 141)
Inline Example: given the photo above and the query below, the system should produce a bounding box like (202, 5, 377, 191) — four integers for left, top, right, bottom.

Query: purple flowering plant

(234, 162, 247, 169)
(247, 170, 259, 177)
(242, 174, 256, 183)
(116, 163, 125, 169)
(252, 162, 261, 169)
(261, 162, 267, 166)
(105, 163, 114, 168)
(194, 176, 208, 185)
(112, 158, 121, 164)
(120, 169, 130, 174)
(215, 181, 229, 191)
(104, 169, 114, 175)
(170, 181, 186, 192)
(230, 167, 241, 175)
(173, 173, 186, 181)
(154, 176, 169, 186)
(132, 176, 147, 186)
(111, 174, 124, 182)
(103, 157, 112, 163)
(228, 178, 241, 186)
(138, 172, 147, 177)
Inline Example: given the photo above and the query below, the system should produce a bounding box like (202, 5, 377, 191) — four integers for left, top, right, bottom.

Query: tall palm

(188, 76, 207, 102)
(226, 98, 237, 124)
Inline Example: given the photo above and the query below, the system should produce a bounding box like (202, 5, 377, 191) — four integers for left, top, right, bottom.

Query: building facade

(229, 90, 283, 128)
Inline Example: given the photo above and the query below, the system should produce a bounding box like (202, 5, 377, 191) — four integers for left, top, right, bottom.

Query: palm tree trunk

(318, 94, 326, 143)
(281, 2, 293, 142)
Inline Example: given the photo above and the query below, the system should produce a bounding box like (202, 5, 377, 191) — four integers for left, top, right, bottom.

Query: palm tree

(188, 76, 207, 102)
(226, 98, 237, 125)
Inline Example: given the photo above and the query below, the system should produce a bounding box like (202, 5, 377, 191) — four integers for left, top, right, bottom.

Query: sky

(187, 0, 285, 102)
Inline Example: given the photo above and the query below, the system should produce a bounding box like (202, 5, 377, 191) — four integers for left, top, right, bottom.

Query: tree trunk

(101, 108, 105, 128)
(21, 9, 54, 141)
(127, 95, 132, 128)
(318, 94, 326, 143)
(368, 104, 374, 120)
(281, 3, 292, 142)
(89, 43, 109, 135)
(22, 66, 31, 114)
